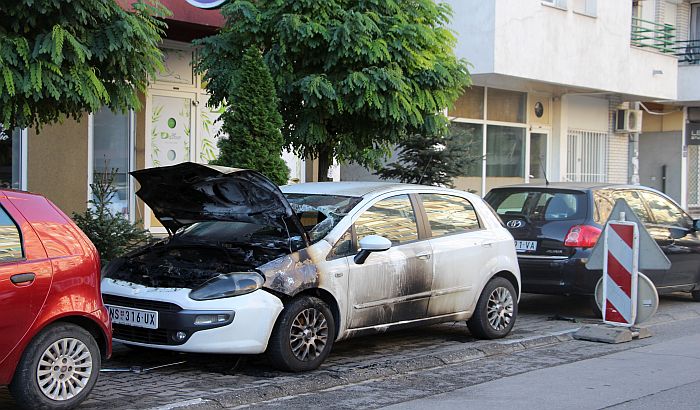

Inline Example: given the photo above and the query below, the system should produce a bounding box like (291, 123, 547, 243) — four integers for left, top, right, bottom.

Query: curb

(152, 330, 577, 410)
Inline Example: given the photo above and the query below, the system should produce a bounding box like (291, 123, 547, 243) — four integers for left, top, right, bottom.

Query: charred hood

(131, 163, 299, 234)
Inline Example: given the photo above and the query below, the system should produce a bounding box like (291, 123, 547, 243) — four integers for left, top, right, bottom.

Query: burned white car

(102, 162, 520, 371)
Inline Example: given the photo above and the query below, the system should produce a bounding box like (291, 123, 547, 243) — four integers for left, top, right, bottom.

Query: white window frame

(542, 0, 568, 11)
(573, 0, 597, 17)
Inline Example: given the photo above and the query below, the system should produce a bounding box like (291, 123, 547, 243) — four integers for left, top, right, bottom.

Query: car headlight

(189, 272, 265, 301)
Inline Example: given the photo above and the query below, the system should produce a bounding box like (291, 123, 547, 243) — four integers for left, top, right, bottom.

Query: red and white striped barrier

(602, 221, 639, 326)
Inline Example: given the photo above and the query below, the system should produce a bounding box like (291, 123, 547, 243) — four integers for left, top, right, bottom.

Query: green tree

(376, 125, 483, 188)
(0, 0, 168, 134)
(210, 47, 289, 185)
(196, 0, 470, 181)
(72, 167, 151, 263)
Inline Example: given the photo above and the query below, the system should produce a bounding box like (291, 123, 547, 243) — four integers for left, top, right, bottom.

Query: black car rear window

(485, 189, 587, 221)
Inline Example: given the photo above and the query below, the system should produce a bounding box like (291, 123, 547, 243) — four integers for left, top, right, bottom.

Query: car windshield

(284, 193, 362, 243)
(486, 189, 587, 221)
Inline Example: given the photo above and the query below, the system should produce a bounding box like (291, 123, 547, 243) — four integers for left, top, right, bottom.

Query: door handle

(481, 241, 494, 248)
(416, 253, 431, 260)
(11, 273, 35, 285)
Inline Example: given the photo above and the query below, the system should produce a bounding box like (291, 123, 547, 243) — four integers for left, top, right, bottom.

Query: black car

(485, 183, 700, 302)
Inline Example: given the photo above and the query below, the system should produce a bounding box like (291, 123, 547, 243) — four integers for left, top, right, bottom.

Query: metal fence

(689, 145, 700, 207)
(566, 129, 608, 183)
(631, 17, 676, 54)
(674, 39, 700, 64)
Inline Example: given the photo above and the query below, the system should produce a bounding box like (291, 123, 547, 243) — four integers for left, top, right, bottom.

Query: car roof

(488, 182, 640, 192)
(281, 181, 459, 197)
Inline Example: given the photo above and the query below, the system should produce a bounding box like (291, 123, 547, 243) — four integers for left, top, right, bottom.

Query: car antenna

(540, 156, 550, 186)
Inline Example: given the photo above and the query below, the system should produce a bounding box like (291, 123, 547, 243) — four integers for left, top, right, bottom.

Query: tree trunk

(317, 145, 332, 182)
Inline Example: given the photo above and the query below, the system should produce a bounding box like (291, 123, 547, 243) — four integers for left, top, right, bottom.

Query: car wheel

(267, 296, 335, 372)
(467, 277, 518, 339)
(9, 322, 101, 410)
(692, 290, 700, 302)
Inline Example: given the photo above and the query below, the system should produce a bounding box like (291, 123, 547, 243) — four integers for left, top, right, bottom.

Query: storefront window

(449, 86, 484, 119)
(93, 108, 131, 217)
(486, 126, 525, 177)
(0, 128, 24, 189)
(451, 122, 483, 176)
(487, 89, 527, 123)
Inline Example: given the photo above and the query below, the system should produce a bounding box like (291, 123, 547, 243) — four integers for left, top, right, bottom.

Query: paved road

(1, 293, 699, 409)
(384, 331, 700, 409)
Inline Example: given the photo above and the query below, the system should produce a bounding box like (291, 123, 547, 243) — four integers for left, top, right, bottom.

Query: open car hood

(131, 162, 301, 234)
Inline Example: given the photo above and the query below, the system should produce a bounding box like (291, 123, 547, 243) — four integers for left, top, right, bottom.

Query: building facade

(441, 0, 678, 196)
(343, 0, 692, 208)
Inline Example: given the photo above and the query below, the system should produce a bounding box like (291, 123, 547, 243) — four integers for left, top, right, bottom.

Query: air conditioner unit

(615, 109, 643, 133)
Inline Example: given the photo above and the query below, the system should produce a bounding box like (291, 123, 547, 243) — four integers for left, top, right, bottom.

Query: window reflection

(640, 191, 691, 228)
(421, 194, 480, 237)
(0, 206, 23, 260)
(355, 195, 418, 245)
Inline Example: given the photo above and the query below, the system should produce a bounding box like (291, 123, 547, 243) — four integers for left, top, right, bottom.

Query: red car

(0, 190, 111, 409)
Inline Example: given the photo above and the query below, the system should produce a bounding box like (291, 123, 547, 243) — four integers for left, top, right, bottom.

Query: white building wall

(447, 0, 678, 100)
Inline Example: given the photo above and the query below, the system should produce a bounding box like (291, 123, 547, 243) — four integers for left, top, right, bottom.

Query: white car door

(420, 193, 495, 316)
(345, 194, 434, 329)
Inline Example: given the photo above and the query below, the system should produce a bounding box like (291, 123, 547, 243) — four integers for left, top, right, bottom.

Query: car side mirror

(695, 220, 700, 231)
(354, 235, 392, 265)
(669, 227, 688, 240)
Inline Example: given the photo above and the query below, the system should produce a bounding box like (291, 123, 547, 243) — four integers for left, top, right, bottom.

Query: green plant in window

(72, 166, 151, 263)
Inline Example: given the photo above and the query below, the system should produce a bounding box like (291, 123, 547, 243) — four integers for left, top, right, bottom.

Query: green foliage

(72, 168, 151, 263)
(376, 125, 483, 188)
(209, 47, 290, 185)
(0, 0, 169, 134)
(196, 0, 470, 180)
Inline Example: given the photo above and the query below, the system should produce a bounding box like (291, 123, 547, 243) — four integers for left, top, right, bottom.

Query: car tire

(267, 296, 335, 372)
(9, 322, 101, 410)
(467, 277, 518, 339)
(692, 290, 700, 302)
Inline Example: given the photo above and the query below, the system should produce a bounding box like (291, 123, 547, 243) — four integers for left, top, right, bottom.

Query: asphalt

(383, 333, 700, 409)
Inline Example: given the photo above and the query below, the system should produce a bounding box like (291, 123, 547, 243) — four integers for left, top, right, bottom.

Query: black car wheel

(267, 296, 335, 372)
(9, 323, 101, 410)
(468, 277, 518, 339)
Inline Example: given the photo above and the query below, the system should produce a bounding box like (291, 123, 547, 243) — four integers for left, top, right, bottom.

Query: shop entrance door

(529, 131, 549, 184)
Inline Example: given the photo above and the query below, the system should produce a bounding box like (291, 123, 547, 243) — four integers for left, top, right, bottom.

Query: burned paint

(259, 248, 319, 297)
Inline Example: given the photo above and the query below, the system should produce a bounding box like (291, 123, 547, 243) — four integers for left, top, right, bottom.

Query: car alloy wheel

(486, 286, 514, 331)
(36, 338, 93, 401)
(289, 307, 329, 362)
(467, 276, 518, 340)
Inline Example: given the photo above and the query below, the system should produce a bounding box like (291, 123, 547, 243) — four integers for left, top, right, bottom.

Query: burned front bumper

(101, 279, 284, 354)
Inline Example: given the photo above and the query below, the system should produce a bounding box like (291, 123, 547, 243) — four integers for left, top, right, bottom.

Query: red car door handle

(11, 273, 35, 285)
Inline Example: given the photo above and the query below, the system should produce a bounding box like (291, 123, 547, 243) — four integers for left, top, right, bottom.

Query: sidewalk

(382, 333, 700, 410)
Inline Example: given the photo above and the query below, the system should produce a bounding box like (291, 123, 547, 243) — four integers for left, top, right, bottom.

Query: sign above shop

(185, 0, 228, 9)
(687, 122, 700, 146)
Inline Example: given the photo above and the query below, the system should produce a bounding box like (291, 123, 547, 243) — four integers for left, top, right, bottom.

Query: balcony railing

(674, 40, 700, 64)
(631, 17, 676, 54)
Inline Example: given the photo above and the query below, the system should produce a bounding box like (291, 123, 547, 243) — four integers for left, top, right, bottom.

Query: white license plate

(106, 305, 158, 329)
(515, 240, 537, 252)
